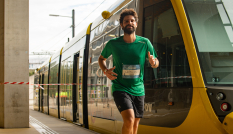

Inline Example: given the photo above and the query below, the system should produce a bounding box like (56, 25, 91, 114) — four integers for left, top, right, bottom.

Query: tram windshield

(183, 0, 233, 85)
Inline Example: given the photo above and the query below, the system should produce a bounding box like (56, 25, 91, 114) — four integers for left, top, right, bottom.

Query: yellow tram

(33, 0, 233, 133)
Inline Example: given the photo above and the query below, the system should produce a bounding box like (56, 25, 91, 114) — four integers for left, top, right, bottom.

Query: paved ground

(0, 109, 98, 134)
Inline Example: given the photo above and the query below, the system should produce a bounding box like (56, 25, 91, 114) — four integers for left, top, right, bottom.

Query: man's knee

(133, 118, 140, 127)
(121, 109, 135, 127)
(124, 116, 135, 127)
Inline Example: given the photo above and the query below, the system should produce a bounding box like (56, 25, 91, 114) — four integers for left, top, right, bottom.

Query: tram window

(144, 16, 152, 41)
(183, 0, 233, 85)
(104, 28, 119, 44)
(92, 66, 98, 74)
(143, 0, 192, 88)
(89, 36, 104, 100)
(120, 28, 124, 36)
(92, 38, 103, 62)
(92, 38, 103, 50)
(104, 77, 107, 84)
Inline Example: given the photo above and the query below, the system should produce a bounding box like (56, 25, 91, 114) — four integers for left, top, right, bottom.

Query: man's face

(121, 15, 137, 35)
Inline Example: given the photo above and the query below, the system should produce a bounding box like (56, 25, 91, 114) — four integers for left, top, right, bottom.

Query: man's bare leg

(121, 109, 135, 134)
(133, 118, 140, 134)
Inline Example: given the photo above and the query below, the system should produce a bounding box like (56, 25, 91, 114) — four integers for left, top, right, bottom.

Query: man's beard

(122, 25, 136, 35)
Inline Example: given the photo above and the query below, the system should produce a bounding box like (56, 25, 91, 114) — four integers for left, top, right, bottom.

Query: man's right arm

(98, 55, 108, 73)
(98, 55, 117, 80)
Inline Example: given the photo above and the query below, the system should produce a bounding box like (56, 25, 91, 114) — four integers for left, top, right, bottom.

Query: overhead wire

(34, 0, 107, 52)
(74, 0, 107, 28)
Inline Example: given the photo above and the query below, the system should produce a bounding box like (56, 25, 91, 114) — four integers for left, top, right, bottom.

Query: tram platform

(0, 109, 98, 134)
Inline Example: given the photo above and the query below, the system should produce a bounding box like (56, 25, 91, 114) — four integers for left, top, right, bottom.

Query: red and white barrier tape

(0, 82, 101, 86)
(33, 83, 79, 86)
(33, 83, 104, 86)
(35, 85, 44, 90)
(0, 82, 29, 85)
(0, 82, 80, 86)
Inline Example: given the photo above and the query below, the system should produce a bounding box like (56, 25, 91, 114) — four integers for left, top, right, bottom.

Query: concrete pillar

(0, 0, 5, 128)
(0, 0, 29, 128)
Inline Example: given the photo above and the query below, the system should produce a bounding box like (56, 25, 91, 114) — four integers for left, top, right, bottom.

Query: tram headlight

(221, 103, 230, 111)
(216, 92, 225, 100)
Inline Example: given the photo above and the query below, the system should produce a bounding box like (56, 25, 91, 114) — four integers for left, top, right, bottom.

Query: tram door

(34, 74, 39, 111)
(76, 56, 82, 123)
(141, 0, 193, 127)
(60, 60, 66, 120)
(75, 51, 84, 124)
(40, 74, 44, 112)
(60, 57, 73, 121)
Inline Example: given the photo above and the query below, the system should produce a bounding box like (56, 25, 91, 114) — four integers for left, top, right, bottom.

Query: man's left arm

(148, 51, 159, 68)
(146, 39, 159, 68)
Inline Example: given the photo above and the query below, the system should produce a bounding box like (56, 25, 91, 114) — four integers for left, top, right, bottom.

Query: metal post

(72, 9, 75, 38)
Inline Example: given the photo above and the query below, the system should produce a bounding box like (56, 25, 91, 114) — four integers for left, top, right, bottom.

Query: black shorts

(113, 91, 145, 118)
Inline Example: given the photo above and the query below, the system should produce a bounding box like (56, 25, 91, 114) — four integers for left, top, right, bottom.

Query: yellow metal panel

(49, 57, 52, 63)
(91, 117, 115, 134)
(171, 0, 204, 88)
(65, 111, 73, 123)
(169, 0, 227, 133)
(39, 67, 41, 71)
(115, 121, 123, 134)
(137, 88, 226, 134)
(198, 87, 227, 133)
(33, 105, 39, 111)
(60, 47, 64, 55)
(49, 108, 58, 118)
(88, 115, 94, 130)
(222, 112, 233, 134)
(86, 23, 92, 35)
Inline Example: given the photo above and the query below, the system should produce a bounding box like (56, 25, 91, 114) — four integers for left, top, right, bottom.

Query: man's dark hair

(119, 8, 138, 24)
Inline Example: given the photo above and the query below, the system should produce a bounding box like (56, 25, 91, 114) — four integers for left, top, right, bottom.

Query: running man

(98, 8, 159, 134)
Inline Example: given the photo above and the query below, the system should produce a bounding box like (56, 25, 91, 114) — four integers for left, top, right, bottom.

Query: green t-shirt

(101, 35, 157, 96)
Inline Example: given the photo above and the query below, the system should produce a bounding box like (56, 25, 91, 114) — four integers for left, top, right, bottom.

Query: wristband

(151, 61, 156, 68)
(104, 69, 108, 74)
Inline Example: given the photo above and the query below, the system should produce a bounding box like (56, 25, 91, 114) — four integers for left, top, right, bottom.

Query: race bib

(122, 64, 140, 79)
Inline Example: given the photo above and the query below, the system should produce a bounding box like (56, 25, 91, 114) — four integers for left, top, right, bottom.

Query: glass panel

(33, 74, 39, 111)
(49, 56, 59, 117)
(144, 2, 192, 89)
(88, 28, 119, 120)
(143, 5, 154, 41)
(40, 74, 43, 112)
(60, 56, 73, 121)
(89, 37, 104, 118)
(144, 16, 152, 41)
(141, 0, 192, 127)
(60, 61, 65, 118)
(104, 28, 119, 42)
(78, 49, 84, 124)
(43, 68, 49, 114)
(102, 28, 119, 120)
(67, 57, 73, 121)
(183, 0, 233, 85)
